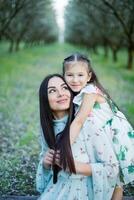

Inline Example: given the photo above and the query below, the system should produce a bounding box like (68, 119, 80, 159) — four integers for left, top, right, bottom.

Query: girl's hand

(43, 149, 55, 169)
(53, 151, 91, 176)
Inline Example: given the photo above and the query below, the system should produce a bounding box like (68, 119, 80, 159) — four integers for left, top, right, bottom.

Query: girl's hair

(39, 74, 76, 183)
(62, 53, 120, 111)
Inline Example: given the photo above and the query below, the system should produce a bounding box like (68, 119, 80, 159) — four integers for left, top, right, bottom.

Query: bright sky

(52, 0, 69, 31)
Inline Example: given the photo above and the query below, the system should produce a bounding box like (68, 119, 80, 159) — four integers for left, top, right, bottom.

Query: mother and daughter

(36, 53, 134, 200)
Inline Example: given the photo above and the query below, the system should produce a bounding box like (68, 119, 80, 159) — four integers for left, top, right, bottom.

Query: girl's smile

(64, 62, 92, 92)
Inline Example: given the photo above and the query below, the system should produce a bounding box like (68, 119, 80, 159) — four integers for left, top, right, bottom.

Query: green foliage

(0, 42, 134, 196)
(65, 0, 134, 69)
(0, 0, 58, 52)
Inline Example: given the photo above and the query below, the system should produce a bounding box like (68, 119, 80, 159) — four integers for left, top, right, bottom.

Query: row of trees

(65, 0, 134, 69)
(0, 0, 58, 52)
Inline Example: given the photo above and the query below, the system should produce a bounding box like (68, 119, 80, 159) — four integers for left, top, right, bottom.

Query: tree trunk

(15, 40, 20, 51)
(104, 45, 108, 58)
(8, 40, 14, 52)
(93, 46, 98, 55)
(127, 45, 133, 70)
(112, 49, 118, 62)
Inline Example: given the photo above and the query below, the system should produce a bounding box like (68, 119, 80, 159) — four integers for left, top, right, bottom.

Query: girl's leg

(111, 186, 123, 200)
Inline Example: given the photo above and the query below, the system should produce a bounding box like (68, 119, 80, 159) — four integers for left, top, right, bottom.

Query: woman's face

(47, 77, 71, 116)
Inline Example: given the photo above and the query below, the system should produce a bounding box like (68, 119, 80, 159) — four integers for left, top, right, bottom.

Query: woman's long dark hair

(62, 53, 120, 111)
(39, 74, 76, 183)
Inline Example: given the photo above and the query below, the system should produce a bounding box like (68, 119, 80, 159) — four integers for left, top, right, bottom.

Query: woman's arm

(36, 130, 53, 193)
(70, 93, 97, 144)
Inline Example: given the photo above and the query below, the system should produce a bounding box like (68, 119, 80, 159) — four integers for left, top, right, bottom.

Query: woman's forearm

(74, 161, 92, 176)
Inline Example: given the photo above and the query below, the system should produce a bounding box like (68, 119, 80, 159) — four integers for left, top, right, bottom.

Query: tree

(64, 0, 134, 69)
(0, 0, 27, 38)
(102, 0, 134, 69)
(0, 0, 58, 51)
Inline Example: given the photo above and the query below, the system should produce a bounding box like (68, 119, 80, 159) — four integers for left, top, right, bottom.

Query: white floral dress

(36, 115, 119, 200)
(73, 83, 134, 185)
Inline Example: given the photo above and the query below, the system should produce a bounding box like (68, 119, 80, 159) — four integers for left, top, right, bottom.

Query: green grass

(0, 42, 134, 196)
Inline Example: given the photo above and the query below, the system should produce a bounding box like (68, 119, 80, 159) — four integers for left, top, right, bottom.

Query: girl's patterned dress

(73, 83, 134, 185)
(36, 115, 119, 200)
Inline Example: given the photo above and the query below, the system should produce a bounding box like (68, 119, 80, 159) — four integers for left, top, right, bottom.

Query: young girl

(63, 53, 134, 200)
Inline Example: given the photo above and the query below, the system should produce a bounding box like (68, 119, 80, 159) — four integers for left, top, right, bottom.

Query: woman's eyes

(48, 89, 56, 94)
(48, 86, 68, 94)
(62, 86, 69, 90)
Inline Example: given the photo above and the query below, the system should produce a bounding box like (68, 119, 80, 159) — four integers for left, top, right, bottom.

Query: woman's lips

(57, 99, 69, 104)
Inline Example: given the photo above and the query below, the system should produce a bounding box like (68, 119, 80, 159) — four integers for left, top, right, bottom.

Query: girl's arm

(74, 160, 92, 176)
(70, 93, 97, 144)
(55, 152, 92, 176)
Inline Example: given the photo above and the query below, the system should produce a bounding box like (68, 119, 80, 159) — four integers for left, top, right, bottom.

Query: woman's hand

(54, 150, 61, 167)
(43, 149, 55, 169)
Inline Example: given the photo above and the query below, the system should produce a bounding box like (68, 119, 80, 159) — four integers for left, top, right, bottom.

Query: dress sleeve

(83, 123, 119, 200)
(73, 84, 102, 106)
(36, 128, 52, 193)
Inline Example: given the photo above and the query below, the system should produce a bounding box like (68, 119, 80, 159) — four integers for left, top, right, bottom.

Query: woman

(36, 74, 119, 200)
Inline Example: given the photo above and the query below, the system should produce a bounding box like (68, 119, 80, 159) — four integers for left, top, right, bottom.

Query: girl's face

(47, 77, 71, 117)
(64, 62, 91, 92)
